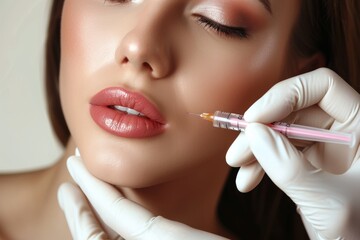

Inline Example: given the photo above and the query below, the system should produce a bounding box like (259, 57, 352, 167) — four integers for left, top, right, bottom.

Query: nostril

(120, 57, 152, 72)
(121, 57, 129, 64)
(142, 62, 153, 71)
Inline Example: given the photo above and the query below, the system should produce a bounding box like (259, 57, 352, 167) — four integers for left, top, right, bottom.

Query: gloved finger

(281, 105, 333, 130)
(244, 68, 360, 124)
(226, 133, 254, 167)
(280, 106, 335, 151)
(235, 161, 265, 192)
(245, 123, 314, 188)
(75, 148, 122, 239)
(67, 157, 227, 240)
(58, 182, 110, 240)
(244, 68, 360, 173)
(67, 156, 156, 239)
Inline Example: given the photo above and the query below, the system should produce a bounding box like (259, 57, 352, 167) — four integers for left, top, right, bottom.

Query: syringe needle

(188, 112, 214, 122)
(188, 112, 202, 117)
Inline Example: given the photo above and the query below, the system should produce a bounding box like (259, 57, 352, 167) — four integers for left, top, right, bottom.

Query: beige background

(0, 0, 62, 172)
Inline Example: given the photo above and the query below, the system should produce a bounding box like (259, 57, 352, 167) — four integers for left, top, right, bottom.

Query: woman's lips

(89, 87, 166, 138)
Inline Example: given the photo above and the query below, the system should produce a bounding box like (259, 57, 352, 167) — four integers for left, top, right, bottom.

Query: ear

(295, 52, 326, 74)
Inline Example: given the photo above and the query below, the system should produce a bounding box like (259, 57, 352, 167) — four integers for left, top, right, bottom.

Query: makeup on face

(59, 0, 303, 186)
(89, 87, 166, 138)
(190, 0, 271, 37)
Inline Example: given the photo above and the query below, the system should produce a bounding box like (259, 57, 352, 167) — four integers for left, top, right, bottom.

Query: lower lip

(90, 105, 165, 138)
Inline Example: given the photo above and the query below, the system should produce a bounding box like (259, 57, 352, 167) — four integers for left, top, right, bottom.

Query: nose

(115, 6, 174, 79)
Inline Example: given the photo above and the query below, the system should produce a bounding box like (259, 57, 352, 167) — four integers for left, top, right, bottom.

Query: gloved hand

(58, 155, 229, 240)
(227, 68, 360, 239)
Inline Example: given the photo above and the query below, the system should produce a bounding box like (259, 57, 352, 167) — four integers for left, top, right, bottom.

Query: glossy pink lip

(89, 87, 166, 138)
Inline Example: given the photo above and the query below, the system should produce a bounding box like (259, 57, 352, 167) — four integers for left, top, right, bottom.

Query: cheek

(60, 1, 87, 141)
(178, 36, 285, 114)
(57, 0, 292, 187)
(60, 0, 117, 75)
(60, 0, 122, 140)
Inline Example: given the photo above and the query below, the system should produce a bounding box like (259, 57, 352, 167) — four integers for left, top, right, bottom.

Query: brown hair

(45, 0, 67, 146)
(218, 1, 360, 238)
(45, 0, 360, 238)
(328, 0, 360, 89)
(291, 0, 360, 88)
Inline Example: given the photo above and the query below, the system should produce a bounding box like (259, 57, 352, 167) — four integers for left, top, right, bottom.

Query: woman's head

(45, 0, 357, 187)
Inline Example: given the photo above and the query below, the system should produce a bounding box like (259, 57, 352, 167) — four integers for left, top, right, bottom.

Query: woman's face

(60, 0, 301, 187)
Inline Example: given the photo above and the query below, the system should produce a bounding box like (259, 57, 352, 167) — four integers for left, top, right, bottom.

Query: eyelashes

(195, 15, 249, 39)
(103, 0, 132, 4)
(101, 2, 249, 39)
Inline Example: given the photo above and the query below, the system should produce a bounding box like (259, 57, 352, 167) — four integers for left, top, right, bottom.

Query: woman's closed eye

(104, 0, 128, 3)
(103, 0, 141, 5)
(194, 15, 249, 39)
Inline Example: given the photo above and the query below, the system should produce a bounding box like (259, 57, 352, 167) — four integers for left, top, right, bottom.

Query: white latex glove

(58, 155, 229, 240)
(227, 68, 360, 239)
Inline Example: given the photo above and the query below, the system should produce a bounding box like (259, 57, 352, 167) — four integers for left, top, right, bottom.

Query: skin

(60, 0, 300, 187)
(0, 0, 310, 239)
(60, 0, 302, 235)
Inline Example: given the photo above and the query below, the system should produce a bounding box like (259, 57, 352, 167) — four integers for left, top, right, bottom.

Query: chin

(79, 149, 174, 189)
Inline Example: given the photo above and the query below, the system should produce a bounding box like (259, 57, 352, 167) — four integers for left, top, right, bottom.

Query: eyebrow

(259, 0, 272, 14)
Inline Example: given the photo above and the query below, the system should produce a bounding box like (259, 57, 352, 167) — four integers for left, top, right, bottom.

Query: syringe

(192, 111, 354, 146)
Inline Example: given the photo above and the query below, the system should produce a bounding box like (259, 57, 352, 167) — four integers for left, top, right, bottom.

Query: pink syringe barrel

(212, 111, 354, 146)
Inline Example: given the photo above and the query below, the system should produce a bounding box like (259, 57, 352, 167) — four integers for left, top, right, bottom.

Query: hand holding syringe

(191, 111, 354, 146)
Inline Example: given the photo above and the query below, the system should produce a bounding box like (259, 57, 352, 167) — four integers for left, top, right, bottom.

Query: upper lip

(90, 87, 166, 124)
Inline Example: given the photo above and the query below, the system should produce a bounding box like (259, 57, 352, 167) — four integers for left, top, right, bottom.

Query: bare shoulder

(0, 151, 70, 239)
(0, 171, 43, 217)
(0, 170, 44, 195)
(0, 168, 62, 239)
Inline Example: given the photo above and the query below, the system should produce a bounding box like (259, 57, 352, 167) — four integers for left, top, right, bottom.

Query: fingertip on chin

(57, 182, 75, 209)
(75, 147, 81, 157)
(66, 155, 83, 172)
